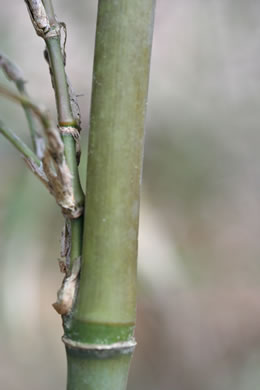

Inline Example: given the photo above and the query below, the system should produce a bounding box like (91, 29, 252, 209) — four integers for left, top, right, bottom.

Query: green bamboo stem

(41, 0, 84, 261)
(0, 122, 41, 166)
(65, 1, 156, 389)
(42, 0, 84, 205)
(66, 352, 132, 390)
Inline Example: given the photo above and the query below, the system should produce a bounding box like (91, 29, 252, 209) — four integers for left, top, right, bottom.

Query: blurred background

(1, 1, 260, 389)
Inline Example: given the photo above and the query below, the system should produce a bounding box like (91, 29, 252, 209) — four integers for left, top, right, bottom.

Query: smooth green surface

(66, 0, 155, 388)
(70, 215, 84, 261)
(65, 321, 135, 345)
(45, 37, 75, 126)
(63, 135, 85, 209)
(66, 347, 132, 390)
(73, 0, 155, 327)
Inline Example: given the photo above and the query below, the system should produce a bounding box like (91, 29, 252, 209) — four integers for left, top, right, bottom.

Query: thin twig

(0, 84, 82, 218)
(25, 0, 84, 268)
(0, 121, 50, 188)
(16, 81, 45, 159)
(0, 121, 40, 166)
(0, 84, 63, 159)
(0, 84, 49, 127)
(0, 52, 44, 157)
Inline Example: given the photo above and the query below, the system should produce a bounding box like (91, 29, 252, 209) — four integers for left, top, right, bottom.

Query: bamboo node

(62, 204, 84, 219)
(44, 27, 60, 39)
(59, 126, 81, 160)
(62, 337, 137, 358)
(59, 126, 80, 139)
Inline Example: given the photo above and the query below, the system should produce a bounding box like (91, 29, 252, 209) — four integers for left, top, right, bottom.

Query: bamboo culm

(64, 1, 156, 389)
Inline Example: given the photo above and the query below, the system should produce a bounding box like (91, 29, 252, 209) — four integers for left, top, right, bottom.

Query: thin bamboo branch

(25, 0, 84, 207)
(0, 85, 64, 163)
(0, 52, 44, 157)
(42, 2, 84, 263)
(0, 84, 82, 218)
(16, 81, 45, 158)
(25, 0, 84, 266)
(42, 21, 84, 213)
(0, 84, 51, 128)
(0, 121, 50, 188)
(0, 121, 40, 166)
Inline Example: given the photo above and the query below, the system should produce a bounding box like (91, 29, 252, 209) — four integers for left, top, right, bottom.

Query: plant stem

(41, 0, 84, 261)
(43, 32, 84, 211)
(0, 83, 81, 217)
(16, 80, 42, 155)
(0, 52, 42, 154)
(0, 122, 40, 166)
(0, 84, 51, 130)
(65, 0, 156, 388)
(66, 352, 133, 390)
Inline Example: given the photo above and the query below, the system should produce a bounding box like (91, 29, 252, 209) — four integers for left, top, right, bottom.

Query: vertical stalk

(42, 0, 84, 261)
(64, 1, 156, 389)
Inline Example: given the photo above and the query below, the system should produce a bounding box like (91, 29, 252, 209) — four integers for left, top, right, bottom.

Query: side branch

(25, 0, 84, 208)
(0, 121, 50, 187)
(0, 84, 83, 218)
(0, 52, 44, 157)
(25, 0, 85, 268)
(0, 121, 41, 166)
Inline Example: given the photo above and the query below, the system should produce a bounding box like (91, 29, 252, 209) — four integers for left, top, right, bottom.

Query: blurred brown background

(1, 1, 260, 389)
